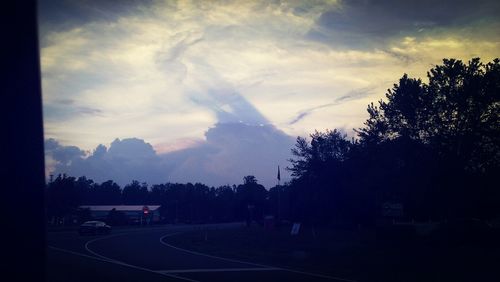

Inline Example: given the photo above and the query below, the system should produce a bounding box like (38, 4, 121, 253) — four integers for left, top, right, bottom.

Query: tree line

(46, 58, 500, 227)
(46, 174, 268, 225)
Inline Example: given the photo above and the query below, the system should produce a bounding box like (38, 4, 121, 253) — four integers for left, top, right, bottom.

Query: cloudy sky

(39, 0, 500, 187)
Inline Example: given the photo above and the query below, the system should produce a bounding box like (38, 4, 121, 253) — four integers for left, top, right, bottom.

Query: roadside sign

(291, 222, 301, 235)
(382, 202, 404, 217)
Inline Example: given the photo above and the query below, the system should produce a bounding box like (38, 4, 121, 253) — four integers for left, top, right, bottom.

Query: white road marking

(159, 234, 273, 268)
(81, 232, 198, 282)
(157, 267, 280, 274)
(48, 245, 198, 282)
(84, 233, 126, 262)
(159, 234, 358, 282)
(49, 245, 117, 263)
(50, 224, 358, 281)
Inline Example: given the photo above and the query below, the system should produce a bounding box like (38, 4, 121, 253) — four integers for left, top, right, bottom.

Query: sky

(39, 0, 500, 187)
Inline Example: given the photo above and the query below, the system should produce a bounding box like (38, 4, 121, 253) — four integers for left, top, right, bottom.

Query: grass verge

(165, 223, 500, 282)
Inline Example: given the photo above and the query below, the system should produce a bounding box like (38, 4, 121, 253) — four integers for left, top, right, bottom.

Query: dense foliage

(287, 58, 499, 225)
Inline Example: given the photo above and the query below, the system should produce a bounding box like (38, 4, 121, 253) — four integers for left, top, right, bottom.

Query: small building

(79, 205, 161, 224)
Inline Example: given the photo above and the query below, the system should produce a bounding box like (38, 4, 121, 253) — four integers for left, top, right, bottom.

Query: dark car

(78, 221, 111, 235)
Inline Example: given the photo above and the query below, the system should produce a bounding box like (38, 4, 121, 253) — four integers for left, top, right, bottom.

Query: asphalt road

(47, 223, 355, 282)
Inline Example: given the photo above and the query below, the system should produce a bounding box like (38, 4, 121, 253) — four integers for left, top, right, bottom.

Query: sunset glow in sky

(39, 0, 500, 187)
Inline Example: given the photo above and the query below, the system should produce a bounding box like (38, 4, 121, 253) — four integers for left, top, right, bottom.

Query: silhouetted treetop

(288, 129, 352, 178)
(357, 58, 500, 172)
(243, 175, 258, 185)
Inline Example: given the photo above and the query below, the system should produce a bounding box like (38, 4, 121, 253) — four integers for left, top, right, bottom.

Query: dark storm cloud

(309, 0, 500, 49)
(47, 123, 294, 187)
(38, 0, 153, 44)
(45, 138, 85, 165)
(164, 122, 294, 187)
(48, 137, 167, 185)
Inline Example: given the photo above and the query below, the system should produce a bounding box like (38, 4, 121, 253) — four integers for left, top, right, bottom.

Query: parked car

(78, 221, 111, 235)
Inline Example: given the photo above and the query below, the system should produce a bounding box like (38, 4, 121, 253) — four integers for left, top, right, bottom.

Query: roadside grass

(165, 223, 500, 282)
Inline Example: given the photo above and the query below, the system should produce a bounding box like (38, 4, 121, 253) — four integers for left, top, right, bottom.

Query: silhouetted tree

(358, 58, 500, 173)
(46, 174, 79, 224)
(288, 129, 352, 178)
(287, 130, 354, 225)
(75, 176, 94, 204)
(93, 180, 122, 205)
(106, 208, 128, 225)
(122, 180, 148, 204)
(149, 183, 166, 205)
(355, 58, 500, 220)
(213, 185, 236, 222)
(286, 58, 499, 224)
(236, 176, 267, 224)
(268, 185, 290, 221)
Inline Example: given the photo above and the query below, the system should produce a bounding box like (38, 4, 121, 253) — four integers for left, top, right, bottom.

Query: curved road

(47, 223, 355, 282)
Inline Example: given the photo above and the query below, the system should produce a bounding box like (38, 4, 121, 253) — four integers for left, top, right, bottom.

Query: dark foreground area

(167, 225, 500, 281)
(166, 223, 500, 282)
(47, 223, 346, 282)
(47, 222, 500, 282)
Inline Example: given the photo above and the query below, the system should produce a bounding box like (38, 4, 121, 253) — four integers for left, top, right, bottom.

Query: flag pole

(277, 165, 281, 222)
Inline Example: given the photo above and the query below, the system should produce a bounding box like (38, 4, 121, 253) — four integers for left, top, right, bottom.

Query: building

(79, 205, 161, 224)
